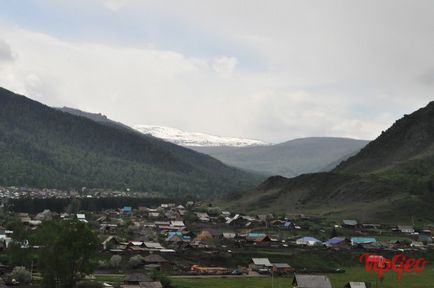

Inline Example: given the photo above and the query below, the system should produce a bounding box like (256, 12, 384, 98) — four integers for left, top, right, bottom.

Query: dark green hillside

(335, 102, 434, 174)
(0, 87, 262, 195)
(226, 101, 434, 221)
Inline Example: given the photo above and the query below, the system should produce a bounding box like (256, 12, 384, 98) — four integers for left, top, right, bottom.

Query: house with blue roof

(351, 237, 377, 246)
(325, 237, 347, 247)
(122, 206, 132, 214)
(246, 232, 267, 241)
(165, 231, 191, 242)
(283, 221, 295, 230)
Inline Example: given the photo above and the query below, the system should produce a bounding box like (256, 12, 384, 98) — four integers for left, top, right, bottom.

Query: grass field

(171, 266, 434, 288)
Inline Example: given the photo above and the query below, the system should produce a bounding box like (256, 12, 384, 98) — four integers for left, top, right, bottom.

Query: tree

(128, 255, 144, 269)
(34, 219, 98, 288)
(109, 255, 122, 268)
(6, 242, 33, 268)
(66, 198, 81, 214)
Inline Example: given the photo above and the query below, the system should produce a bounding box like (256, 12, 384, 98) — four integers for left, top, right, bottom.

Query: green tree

(34, 220, 98, 288)
(128, 255, 144, 269)
(6, 242, 33, 268)
(66, 198, 81, 214)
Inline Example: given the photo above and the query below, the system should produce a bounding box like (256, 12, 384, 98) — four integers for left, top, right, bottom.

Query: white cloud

(102, 0, 129, 11)
(212, 56, 238, 78)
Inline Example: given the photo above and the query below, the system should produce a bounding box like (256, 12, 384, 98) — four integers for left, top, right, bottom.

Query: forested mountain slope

(0, 87, 262, 196)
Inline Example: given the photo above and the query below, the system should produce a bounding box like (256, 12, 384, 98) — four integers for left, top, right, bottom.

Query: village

(0, 186, 157, 199)
(1, 199, 433, 288)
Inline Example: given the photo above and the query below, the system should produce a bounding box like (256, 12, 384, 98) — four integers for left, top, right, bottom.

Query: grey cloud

(0, 39, 13, 62)
(420, 70, 434, 85)
(1, 1, 434, 143)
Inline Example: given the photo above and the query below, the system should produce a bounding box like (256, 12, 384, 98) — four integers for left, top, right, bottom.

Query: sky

(0, 0, 433, 143)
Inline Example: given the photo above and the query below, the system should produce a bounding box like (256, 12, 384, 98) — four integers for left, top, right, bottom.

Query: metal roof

(252, 258, 272, 267)
(293, 274, 332, 288)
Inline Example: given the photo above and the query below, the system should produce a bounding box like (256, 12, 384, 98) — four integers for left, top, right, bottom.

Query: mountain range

(192, 138, 369, 177)
(59, 107, 369, 177)
(0, 87, 262, 196)
(227, 101, 434, 222)
(3, 86, 434, 222)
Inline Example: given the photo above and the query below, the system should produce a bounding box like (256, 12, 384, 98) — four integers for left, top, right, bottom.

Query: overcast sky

(0, 0, 433, 143)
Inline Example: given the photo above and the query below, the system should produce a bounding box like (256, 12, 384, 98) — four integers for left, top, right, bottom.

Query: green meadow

(171, 266, 434, 288)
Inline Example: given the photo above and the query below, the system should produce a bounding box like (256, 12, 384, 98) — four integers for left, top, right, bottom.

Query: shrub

(9, 266, 32, 284)
(151, 270, 172, 288)
(110, 255, 122, 268)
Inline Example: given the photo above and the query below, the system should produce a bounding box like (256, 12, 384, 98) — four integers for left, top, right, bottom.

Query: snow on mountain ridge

(134, 125, 268, 147)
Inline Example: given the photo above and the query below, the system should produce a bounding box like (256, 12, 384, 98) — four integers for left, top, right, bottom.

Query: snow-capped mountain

(134, 125, 268, 147)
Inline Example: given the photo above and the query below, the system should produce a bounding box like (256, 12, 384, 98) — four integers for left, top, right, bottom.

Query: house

(100, 223, 118, 234)
(148, 212, 160, 218)
(272, 263, 294, 275)
(410, 241, 424, 248)
(76, 214, 87, 223)
(143, 242, 165, 251)
(221, 211, 231, 217)
(165, 232, 191, 242)
(324, 237, 347, 248)
(0, 229, 5, 240)
(154, 221, 171, 228)
(165, 209, 181, 220)
(283, 221, 295, 230)
(246, 232, 267, 241)
(292, 274, 332, 288)
(195, 212, 210, 222)
(226, 214, 256, 227)
(396, 225, 415, 234)
(170, 221, 185, 228)
(254, 235, 271, 245)
(342, 220, 358, 229)
(344, 282, 371, 288)
(351, 237, 377, 246)
(35, 209, 53, 221)
(18, 213, 31, 223)
(362, 224, 381, 229)
(296, 237, 322, 246)
(250, 258, 272, 273)
(144, 254, 169, 270)
(123, 206, 133, 214)
(0, 229, 11, 250)
(222, 232, 236, 240)
(101, 236, 122, 250)
(246, 233, 271, 246)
